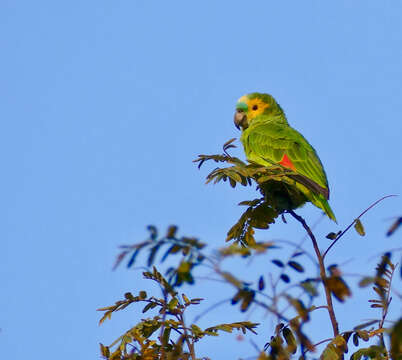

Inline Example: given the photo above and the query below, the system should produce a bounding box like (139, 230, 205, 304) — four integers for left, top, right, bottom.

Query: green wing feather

(242, 119, 336, 221)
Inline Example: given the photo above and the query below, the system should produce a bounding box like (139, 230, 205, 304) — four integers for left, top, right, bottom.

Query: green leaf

(356, 330, 369, 341)
(160, 244, 181, 262)
(342, 331, 353, 345)
(190, 324, 203, 337)
(166, 225, 178, 239)
(219, 244, 252, 257)
(238, 199, 261, 206)
(326, 276, 351, 302)
(162, 327, 171, 346)
(229, 177, 236, 188)
(244, 226, 256, 245)
(127, 248, 141, 268)
(142, 302, 157, 313)
(289, 318, 315, 352)
(138, 319, 161, 338)
(282, 328, 297, 354)
(249, 203, 277, 229)
(113, 250, 130, 271)
(177, 260, 191, 273)
(291, 251, 304, 258)
(300, 280, 318, 297)
(231, 290, 242, 305)
(223, 137, 237, 150)
(258, 276, 265, 290)
(222, 272, 243, 288)
(288, 261, 304, 273)
(205, 321, 259, 336)
(287, 297, 308, 321)
(326, 232, 338, 240)
(386, 217, 402, 237)
(240, 290, 255, 312)
(354, 219, 365, 236)
(99, 343, 110, 357)
(98, 311, 113, 325)
(320, 344, 339, 360)
(391, 318, 402, 360)
(124, 292, 135, 301)
(147, 225, 158, 240)
(320, 335, 348, 359)
(370, 303, 384, 308)
(147, 243, 162, 267)
(350, 345, 387, 360)
(182, 293, 190, 305)
(190, 298, 203, 305)
(228, 170, 243, 184)
(352, 333, 359, 347)
(358, 276, 375, 287)
(272, 259, 284, 268)
(226, 202, 279, 245)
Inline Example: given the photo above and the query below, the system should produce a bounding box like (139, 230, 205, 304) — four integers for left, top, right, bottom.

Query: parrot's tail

(291, 180, 337, 223)
(313, 195, 337, 223)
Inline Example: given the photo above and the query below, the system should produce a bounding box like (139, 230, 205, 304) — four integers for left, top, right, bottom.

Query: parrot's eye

(252, 105, 258, 110)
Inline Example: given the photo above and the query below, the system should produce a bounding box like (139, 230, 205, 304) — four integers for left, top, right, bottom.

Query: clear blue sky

(1, 1, 402, 359)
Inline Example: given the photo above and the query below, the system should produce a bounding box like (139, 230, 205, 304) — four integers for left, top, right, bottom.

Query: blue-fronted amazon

(234, 92, 336, 222)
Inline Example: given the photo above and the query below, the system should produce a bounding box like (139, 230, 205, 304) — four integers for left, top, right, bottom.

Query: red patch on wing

(279, 153, 296, 171)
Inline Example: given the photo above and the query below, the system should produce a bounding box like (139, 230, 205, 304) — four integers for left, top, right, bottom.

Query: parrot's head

(234, 92, 286, 130)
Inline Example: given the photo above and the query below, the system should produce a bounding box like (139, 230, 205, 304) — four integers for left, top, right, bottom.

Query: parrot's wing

(244, 122, 330, 199)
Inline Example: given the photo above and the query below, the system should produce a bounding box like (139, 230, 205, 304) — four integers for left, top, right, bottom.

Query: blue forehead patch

(236, 101, 248, 111)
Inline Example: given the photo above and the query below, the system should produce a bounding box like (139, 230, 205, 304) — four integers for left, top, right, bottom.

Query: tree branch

(323, 195, 397, 260)
(176, 312, 196, 360)
(158, 289, 169, 360)
(288, 210, 339, 337)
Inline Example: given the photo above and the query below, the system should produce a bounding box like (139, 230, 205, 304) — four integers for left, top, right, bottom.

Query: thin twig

(269, 231, 322, 324)
(288, 210, 339, 336)
(313, 337, 333, 347)
(158, 289, 169, 359)
(192, 298, 230, 323)
(323, 195, 397, 259)
(252, 299, 290, 322)
(368, 247, 402, 261)
(176, 312, 196, 360)
(268, 272, 281, 324)
(301, 337, 333, 355)
(378, 262, 396, 348)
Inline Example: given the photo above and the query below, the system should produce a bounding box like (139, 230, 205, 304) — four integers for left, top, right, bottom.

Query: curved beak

(234, 110, 247, 130)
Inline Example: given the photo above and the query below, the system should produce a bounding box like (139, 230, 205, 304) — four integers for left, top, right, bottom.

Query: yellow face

(238, 95, 270, 120)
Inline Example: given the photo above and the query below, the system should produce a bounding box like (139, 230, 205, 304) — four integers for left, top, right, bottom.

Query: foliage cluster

(98, 141, 402, 359)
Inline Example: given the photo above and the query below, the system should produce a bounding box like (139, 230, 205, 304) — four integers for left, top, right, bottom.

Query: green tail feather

(311, 194, 337, 223)
(260, 179, 337, 222)
(288, 178, 337, 222)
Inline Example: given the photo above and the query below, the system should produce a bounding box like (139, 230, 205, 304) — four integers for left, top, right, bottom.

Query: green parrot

(234, 92, 336, 222)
